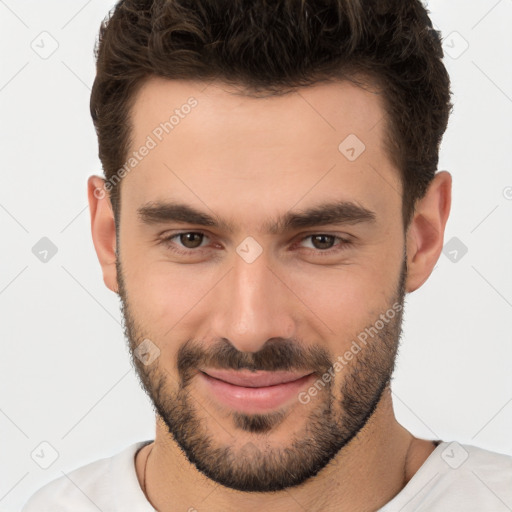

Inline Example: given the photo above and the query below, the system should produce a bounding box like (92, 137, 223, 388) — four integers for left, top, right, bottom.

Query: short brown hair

(90, 0, 452, 227)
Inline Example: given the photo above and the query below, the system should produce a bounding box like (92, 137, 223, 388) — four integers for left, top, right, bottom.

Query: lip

(202, 369, 312, 387)
(197, 369, 315, 414)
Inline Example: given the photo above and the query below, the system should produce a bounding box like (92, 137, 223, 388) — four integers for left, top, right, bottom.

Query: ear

(87, 175, 119, 293)
(405, 171, 452, 293)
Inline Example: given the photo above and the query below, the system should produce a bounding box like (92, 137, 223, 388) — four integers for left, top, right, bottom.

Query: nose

(209, 249, 297, 353)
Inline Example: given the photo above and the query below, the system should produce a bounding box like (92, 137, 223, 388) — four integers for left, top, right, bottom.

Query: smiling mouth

(200, 368, 314, 387)
(197, 369, 316, 413)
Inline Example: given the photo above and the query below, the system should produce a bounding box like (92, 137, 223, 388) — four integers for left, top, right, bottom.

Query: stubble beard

(117, 257, 407, 492)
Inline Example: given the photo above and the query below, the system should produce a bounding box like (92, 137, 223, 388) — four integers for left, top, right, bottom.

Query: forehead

(121, 77, 401, 229)
(130, 77, 387, 145)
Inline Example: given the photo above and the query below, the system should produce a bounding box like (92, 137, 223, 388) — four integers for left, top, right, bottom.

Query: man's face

(116, 78, 407, 491)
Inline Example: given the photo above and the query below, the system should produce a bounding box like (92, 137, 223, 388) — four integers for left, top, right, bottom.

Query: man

(23, 0, 512, 511)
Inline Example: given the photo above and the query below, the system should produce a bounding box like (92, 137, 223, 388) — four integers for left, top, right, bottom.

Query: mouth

(197, 369, 316, 414)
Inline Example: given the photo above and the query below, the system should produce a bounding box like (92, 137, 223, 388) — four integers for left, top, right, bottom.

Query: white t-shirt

(22, 440, 512, 512)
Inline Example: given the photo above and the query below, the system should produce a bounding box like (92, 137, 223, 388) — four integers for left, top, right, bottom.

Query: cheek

(122, 255, 219, 333)
(286, 251, 403, 347)
(293, 270, 382, 342)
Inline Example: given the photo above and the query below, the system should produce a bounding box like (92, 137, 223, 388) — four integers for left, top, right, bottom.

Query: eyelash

(159, 231, 353, 257)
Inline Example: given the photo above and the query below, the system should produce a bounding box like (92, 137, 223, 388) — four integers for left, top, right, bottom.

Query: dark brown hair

(90, 0, 452, 227)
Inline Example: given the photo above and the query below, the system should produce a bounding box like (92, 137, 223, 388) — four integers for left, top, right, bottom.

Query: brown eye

(310, 234, 336, 250)
(179, 232, 204, 249)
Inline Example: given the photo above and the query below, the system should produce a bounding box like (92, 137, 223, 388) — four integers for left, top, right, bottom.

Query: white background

(1, 1, 511, 510)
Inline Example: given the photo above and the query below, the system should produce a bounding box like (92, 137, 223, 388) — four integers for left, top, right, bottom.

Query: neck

(136, 390, 436, 512)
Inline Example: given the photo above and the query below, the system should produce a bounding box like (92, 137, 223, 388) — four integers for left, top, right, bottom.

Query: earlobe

(87, 175, 119, 294)
(405, 171, 452, 293)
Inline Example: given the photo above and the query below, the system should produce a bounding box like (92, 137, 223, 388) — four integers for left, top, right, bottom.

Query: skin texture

(88, 77, 451, 511)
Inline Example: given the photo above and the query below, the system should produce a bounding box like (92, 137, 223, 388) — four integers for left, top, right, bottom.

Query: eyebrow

(137, 200, 376, 234)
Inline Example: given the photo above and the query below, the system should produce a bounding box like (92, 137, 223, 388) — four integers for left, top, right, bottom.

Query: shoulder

(435, 442, 512, 509)
(381, 441, 512, 512)
(454, 442, 512, 492)
(442, 441, 512, 483)
(22, 442, 149, 512)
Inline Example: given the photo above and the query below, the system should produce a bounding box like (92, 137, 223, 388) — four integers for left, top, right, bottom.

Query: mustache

(177, 338, 332, 382)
